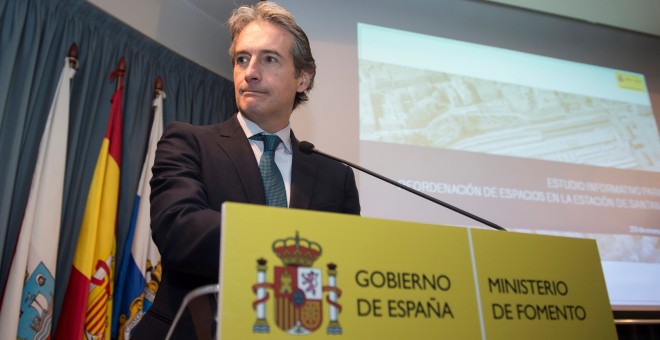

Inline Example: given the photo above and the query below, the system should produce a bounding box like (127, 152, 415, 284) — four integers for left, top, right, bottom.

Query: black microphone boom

(299, 141, 506, 231)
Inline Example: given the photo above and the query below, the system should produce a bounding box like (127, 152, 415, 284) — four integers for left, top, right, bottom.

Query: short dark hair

(228, 2, 316, 110)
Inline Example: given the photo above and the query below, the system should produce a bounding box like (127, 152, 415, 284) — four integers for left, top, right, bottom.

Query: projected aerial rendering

(359, 61, 660, 173)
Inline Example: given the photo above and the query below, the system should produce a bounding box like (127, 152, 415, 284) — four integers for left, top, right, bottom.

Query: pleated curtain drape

(0, 0, 236, 330)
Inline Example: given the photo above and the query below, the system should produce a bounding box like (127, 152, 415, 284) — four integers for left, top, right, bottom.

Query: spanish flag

(55, 80, 123, 339)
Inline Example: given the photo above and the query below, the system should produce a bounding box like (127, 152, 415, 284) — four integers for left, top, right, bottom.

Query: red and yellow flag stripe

(55, 86, 123, 339)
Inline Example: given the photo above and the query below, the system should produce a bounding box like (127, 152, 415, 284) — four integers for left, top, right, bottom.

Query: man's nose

(244, 58, 261, 82)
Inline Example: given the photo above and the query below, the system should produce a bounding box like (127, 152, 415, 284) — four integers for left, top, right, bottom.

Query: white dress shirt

(237, 112, 292, 205)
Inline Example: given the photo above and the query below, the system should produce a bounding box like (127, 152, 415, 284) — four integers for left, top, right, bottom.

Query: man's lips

(241, 89, 266, 95)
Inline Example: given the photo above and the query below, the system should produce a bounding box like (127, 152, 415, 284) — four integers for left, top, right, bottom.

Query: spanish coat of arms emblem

(252, 232, 342, 335)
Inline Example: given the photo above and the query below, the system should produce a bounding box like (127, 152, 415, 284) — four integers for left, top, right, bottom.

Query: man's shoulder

(164, 116, 239, 136)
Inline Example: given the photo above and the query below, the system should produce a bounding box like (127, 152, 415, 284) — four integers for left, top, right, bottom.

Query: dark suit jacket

(131, 114, 360, 339)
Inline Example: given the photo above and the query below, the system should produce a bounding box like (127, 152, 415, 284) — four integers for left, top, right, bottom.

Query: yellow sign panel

(616, 72, 646, 92)
(219, 203, 481, 339)
(471, 228, 617, 339)
(218, 203, 616, 339)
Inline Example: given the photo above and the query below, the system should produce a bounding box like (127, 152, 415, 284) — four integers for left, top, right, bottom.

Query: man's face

(233, 21, 310, 132)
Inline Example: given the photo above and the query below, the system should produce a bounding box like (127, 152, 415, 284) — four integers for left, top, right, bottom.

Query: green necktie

(250, 133, 287, 207)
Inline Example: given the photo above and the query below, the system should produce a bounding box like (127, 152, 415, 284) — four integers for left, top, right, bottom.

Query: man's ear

(297, 70, 311, 93)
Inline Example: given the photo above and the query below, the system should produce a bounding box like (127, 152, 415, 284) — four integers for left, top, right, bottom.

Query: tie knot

(252, 133, 282, 152)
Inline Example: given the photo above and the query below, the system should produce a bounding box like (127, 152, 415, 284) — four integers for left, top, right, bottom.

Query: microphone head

(299, 141, 316, 154)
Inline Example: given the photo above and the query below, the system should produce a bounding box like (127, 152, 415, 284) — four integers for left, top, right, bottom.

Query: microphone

(299, 141, 506, 231)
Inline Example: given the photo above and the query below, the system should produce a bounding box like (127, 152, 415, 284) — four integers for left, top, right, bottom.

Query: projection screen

(279, 0, 660, 313)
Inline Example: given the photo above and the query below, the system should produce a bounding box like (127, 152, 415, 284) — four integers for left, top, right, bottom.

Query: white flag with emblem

(0, 57, 76, 338)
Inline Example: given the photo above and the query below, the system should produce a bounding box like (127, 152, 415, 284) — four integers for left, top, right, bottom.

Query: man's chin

(239, 107, 264, 121)
(239, 101, 259, 113)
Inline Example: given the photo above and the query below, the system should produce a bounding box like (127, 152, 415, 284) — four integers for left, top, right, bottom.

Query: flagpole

(68, 43, 78, 69)
(154, 75, 163, 99)
(112, 57, 126, 90)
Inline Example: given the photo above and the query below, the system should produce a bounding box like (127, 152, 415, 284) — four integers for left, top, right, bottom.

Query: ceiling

(187, 0, 660, 37)
(487, 0, 660, 37)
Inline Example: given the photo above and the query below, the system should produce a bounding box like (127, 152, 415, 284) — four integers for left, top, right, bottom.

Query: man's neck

(238, 112, 291, 136)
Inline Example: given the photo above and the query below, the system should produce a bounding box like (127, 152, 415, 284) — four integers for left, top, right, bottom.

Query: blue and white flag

(0, 57, 76, 338)
(112, 88, 165, 339)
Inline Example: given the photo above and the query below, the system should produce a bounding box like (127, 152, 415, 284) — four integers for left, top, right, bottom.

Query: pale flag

(0, 57, 76, 338)
(111, 88, 165, 339)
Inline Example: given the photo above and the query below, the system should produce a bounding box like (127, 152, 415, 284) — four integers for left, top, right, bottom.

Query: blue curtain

(0, 0, 236, 330)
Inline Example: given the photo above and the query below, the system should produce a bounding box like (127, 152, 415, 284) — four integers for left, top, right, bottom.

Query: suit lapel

(290, 134, 316, 209)
(213, 116, 314, 208)
(215, 115, 267, 204)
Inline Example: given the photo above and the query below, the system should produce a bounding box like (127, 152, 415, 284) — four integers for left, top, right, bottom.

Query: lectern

(169, 202, 617, 339)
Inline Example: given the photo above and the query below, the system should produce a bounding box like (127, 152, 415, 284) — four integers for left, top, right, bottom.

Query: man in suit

(131, 2, 360, 338)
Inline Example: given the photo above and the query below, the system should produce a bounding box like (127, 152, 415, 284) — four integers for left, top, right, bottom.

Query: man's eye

(236, 56, 248, 64)
(265, 56, 277, 63)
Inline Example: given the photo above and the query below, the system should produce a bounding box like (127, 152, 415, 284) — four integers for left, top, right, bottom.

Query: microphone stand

(301, 142, 506, 231)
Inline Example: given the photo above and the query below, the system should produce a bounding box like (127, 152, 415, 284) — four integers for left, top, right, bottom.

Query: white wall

(87, 0, 248, 79)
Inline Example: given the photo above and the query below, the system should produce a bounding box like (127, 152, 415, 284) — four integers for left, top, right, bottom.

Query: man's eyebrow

(235, 49, 283, 57)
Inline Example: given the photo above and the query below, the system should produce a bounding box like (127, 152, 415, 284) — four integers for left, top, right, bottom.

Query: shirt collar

(237, 112, 292, 153)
